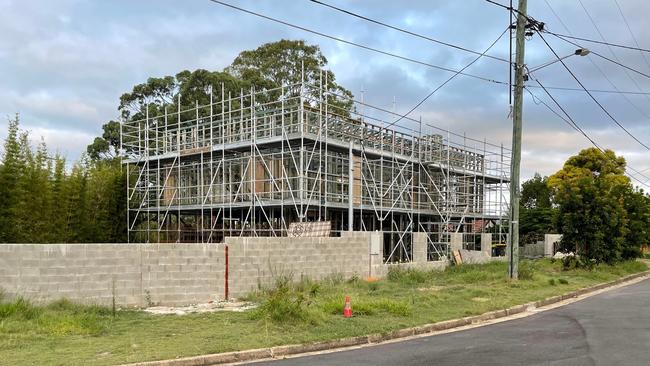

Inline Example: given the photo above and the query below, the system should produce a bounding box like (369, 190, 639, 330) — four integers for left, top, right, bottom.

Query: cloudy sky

(1, 0, 649, 185)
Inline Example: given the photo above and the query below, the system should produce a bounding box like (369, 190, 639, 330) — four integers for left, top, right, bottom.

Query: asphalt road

(252, 277, 650, 366)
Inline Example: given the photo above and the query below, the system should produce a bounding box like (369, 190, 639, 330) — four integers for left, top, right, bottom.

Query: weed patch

(250, 276, 322, 324)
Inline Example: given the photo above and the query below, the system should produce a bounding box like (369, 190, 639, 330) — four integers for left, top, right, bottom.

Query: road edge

(124, 270, 650, 366)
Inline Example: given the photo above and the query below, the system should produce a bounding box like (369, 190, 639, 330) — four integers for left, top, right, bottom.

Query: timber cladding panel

(0, 243, 224, 307)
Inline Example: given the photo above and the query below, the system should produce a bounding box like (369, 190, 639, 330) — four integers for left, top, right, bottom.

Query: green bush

(561, 255, 597, 271)
(251, 276, 322, 324)
(367, 282, 379, 293)
(0, 297, 42, 320)
(558, 278, 569, 285)
(548, 279, 556, 286)
(518, 260, 537, 280)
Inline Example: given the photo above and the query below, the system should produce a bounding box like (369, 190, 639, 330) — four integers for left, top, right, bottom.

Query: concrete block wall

(544, 234, 563, 257)
(458, 249, 491, 264)
(447, 233, 493, 264)
(369, 232, 447, 278)
(225, 232, 371, 298)
(412, 232, 428, 263)
(141, 244, 224, 306)
(0, 243, 224, 307)
(450, 233, 463, 252)
(2, 231, 488, 307)
(520, 242, 545, 258)
(481, 233, 492, 255)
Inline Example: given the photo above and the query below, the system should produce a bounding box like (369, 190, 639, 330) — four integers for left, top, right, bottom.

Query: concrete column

(369, 231, 383, 278)
(481, 233, 492, 256)
(413, 232, 427, 263)
(544, 234, 562, 257)
(449, 233, 463, 252)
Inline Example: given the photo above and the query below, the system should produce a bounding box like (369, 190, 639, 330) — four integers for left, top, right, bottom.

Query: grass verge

(0, 259, 646, 366)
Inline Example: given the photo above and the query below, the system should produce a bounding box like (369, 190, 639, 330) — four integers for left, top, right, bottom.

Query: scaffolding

(121, 73, 511, 262)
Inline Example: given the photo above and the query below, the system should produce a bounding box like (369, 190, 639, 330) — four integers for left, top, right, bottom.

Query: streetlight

(524, 48, 590, 79)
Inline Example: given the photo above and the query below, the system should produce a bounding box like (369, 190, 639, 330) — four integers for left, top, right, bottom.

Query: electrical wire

(552, 34, 650, 80)
(527, 85, 650, 96)
(207, 0, 509, 86)
(543, 0, 650, 122)
(387, 27, 510, 128)
(614, 0, 650, 72)
(536, 31, 650, 150)
(543, 30, 650, 54)
(309, 0, 511, 64)
(576, 0, 650, 99)
(209, 1, 649, 97)
(526, 80, 650, 188)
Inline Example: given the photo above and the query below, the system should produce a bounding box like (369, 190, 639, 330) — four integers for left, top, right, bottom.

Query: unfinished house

(121, 74, 510, 262)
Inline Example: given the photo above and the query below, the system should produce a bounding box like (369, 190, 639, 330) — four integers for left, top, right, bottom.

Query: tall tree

(227, 39, 353, 113)
(548, 148, 632, 263)
(0, 114, 26, 242)
(519, 173, 556, 238)
(622, 188, 650, 259)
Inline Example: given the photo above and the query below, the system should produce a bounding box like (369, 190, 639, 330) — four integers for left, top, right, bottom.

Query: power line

(203, 1, 650, 98)
(555, 35, 650, 80)
(536, 31, 650, 150)
(207, 0, 509, 86)
(613, 0, 650, 76)
(543, 0, 650, 122)
(388, 27, 510, 128)
(485, 0, 529, 20)
(309, 0, 511, 63)
(526, 85, 650, 96)
(576, 0, 650, 96)
(526, 80, 650, 188)
(543, 0, 571, 35)
(543, 30, 650, 54)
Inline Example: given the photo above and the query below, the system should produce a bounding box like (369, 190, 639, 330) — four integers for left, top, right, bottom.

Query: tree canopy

(88, 39, 354, 161)
(2, 115, 126, 243)
(519, 173, 556, 239)
(548, 148, 648, 262)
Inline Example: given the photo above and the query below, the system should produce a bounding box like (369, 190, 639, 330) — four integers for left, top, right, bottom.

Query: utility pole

(508, 0, 527, 280)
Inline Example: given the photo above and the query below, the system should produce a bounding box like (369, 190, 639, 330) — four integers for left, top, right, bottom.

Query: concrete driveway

(251, 277, 650, 366)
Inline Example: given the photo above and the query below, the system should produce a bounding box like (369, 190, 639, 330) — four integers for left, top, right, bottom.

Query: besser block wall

(225, 232, 371, 297)
(1, 232, 463, 306)
(0, 243, 224, 307)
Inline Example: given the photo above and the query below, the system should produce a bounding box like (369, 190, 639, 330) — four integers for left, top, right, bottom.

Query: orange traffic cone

(343, 295, 353, 318)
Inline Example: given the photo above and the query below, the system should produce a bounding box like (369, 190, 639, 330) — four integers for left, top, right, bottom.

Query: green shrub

(561, 255, 597, 271)
(367, 282, 379, 293)
(518, 260, 537, 280)
(558, 278, 569, 285)
(323, 273, 345, 286)
(251, 276, 322, 324)
(347, 274, 360, 285)
(548, 279, 556, 286)
(0, 297, 41, 320)
(561, 255, 578, 270)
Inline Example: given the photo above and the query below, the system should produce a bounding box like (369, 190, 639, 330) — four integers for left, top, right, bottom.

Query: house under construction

(121, 74, 511, 262)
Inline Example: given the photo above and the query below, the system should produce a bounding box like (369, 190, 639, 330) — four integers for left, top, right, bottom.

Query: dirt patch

(143, 300, 256, 315)
(417, 286, 444, 292)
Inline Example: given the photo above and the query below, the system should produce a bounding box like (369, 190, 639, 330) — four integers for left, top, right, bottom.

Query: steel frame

(122, 72, 511, 262)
